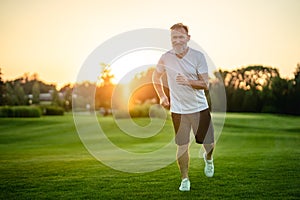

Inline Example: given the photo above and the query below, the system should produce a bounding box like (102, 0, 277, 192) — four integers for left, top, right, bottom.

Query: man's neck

(175, 47, 189, 59)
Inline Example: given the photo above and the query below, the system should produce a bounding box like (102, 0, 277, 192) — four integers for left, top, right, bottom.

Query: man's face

(171, 28, 190, 54)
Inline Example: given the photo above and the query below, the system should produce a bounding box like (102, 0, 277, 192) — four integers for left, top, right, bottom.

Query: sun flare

(109, 49, 166, 84)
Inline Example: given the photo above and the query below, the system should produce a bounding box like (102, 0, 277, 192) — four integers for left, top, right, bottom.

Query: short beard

(173, 45, 187, 55)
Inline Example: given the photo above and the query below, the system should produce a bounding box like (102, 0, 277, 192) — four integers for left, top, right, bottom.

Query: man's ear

(187, 35, 191, 41)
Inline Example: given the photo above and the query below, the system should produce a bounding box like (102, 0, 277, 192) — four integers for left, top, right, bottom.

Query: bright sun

(109, 48, 166, 84)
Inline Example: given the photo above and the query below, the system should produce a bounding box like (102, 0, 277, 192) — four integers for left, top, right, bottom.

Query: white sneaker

(179, 178, 190, 191)
(203, 152, 214, 177)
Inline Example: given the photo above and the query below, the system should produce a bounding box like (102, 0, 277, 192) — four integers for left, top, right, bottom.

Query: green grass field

(0, 113, 299, 199)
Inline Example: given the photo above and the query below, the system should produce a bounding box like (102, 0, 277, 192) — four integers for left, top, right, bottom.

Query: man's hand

(160, 95, 170, 109)
(176, 73, 189, 86)
(176, 73, 209, 90)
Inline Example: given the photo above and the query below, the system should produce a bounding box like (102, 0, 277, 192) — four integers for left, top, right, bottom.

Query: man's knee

(203, 143, 215, 154)
(177, 144, 189, 158)
(204, 143, 215, 147)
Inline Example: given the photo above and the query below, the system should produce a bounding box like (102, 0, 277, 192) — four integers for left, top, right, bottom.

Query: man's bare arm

(152, 67, 170, 108)
(176, 73, 209, 90)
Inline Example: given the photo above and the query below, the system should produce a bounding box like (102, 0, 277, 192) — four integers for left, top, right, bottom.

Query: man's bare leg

(203, 143, 215, 177)
(203, 143, 214, 160)
(177, 144, 189, 179)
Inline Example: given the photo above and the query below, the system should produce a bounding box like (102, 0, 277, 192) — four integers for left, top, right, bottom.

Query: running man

(152, 23, 215, 191)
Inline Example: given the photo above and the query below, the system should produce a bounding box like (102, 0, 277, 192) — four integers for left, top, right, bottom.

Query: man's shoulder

(189, 48, 205, 57)
(162, 50, 175, 56)
(160, 50, 175, 61)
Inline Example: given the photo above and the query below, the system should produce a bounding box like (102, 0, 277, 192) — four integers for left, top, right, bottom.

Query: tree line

(0, 71, 73, 111)
(1, 63, 299, 115)
(215, 64, 300, 115)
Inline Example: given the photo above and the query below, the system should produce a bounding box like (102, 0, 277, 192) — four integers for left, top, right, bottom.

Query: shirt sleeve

(197, 53, 208, 74)
(156, 55, 166, 73)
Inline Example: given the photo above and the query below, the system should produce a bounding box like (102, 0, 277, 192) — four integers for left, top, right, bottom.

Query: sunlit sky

(1, 0, 299, 88)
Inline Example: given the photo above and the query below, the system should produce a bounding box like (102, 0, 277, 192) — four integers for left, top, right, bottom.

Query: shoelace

(182, 180, 189, 184)
(206, 162, 213, 172)
(206, 164, 213, 172)
(182, 185, 189, 189)
(181, 181, 189, 189)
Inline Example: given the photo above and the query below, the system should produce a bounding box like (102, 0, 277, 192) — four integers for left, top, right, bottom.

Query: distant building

(28, 90, 63, 105)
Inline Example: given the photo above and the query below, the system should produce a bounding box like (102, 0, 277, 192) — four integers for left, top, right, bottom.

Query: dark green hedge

(0, 106, 41, 118)
(40, 106, 64, 116)
(0, 106, 65, 117)
(113, 103, 168, 119)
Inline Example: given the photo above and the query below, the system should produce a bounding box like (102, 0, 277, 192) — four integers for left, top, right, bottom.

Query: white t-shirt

(156, 47, 209, 114)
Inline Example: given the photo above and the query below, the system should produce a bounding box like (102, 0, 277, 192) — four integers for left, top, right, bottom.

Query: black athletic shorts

(171, 109, 214, 145)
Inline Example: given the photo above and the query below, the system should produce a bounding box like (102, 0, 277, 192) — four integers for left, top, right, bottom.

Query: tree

(230, 88, 244, 112)
(286, 63, 300, 115)
(208, 72, 227, 112)
(242, 90, 259, 112)
(60, 84, 73, 111)
(95, 63, 115, 110)
(294, 63, 300, 83)
(129, 68, 157, 105)
(32, 81, 40, 104)
(51, 89, 61, 106)
(73, 82, 96, 110)
(0, 68, 5, 105)
(98, 63, 115, 86)
(5, 83, 16, 105)
(218, 66, 281, 112)
(293, 63, 300, 114)
(14, 81, 26, 105)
